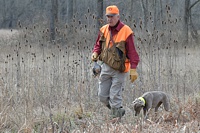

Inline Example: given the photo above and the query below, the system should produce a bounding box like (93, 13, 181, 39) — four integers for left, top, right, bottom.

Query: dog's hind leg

(154, 102, 162, 121)
(155, 102, 162, 112)
(163, 97, 170, 111)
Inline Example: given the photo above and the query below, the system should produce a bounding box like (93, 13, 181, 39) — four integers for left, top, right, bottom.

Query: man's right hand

(91, 52, 98, 61)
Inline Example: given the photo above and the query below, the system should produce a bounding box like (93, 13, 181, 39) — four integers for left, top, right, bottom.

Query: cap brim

(106, 14, 118, 17)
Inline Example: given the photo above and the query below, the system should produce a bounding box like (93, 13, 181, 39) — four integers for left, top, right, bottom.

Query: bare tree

(2, 0, 6, 23)
(67, 0, 73, 24)
(9, 1, 16, 28)
(183, 0, 200, 45)
(188, 0, 200, 43)
(50, 0, 58, 41)
(140, 0, 149, 28)
(97, 0, 103, 29)
(183, 0, 190, 45)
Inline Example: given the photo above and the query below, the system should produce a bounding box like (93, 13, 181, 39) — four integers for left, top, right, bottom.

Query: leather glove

(130, 69, 138, 83)
(91, 52, 98, 61)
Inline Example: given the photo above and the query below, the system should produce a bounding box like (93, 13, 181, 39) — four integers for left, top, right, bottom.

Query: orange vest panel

(100, 24, 133, 72)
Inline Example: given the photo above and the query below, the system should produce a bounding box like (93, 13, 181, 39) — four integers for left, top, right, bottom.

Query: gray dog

(132, 91, 170, 118)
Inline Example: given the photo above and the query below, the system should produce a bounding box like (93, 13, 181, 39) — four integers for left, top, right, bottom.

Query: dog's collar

(138, 97, 146, 105)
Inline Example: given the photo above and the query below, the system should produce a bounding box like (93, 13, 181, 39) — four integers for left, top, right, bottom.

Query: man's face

(106, 15, 119, 27)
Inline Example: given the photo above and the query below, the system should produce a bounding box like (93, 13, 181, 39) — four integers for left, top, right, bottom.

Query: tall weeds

(0, 5, 199, 132)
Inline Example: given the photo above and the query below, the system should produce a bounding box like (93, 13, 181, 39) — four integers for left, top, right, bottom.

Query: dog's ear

(138, 99, 145, 106)
(132, 98, 140, 105)
(132, 98, 137, 104)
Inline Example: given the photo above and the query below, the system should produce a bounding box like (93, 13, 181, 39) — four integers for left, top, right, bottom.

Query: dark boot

(119, 107, 125, 117)
(110, 107, 125, 119)
(106, 104, 111, 109)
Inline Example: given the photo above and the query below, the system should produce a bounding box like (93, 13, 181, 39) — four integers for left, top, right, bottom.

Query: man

(91, 5, 140, 120)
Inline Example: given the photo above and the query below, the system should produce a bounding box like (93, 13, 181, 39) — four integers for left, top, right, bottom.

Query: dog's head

(132, 98, 145, 116)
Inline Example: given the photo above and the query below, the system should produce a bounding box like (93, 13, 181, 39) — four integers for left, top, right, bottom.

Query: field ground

(0, 29, 199, 132)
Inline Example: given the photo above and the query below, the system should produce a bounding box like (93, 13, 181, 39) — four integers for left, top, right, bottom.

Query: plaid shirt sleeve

(126, 34, 140, 69)
(92, 33, 102, 55)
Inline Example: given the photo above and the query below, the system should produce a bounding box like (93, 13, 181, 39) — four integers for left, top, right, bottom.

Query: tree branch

(189, 0, 200, 11)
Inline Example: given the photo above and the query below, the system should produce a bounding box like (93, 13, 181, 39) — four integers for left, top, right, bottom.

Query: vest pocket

(100, 45, 126, 72)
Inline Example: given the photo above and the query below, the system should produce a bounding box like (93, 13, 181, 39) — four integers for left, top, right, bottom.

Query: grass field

(0, 27, 199, 133)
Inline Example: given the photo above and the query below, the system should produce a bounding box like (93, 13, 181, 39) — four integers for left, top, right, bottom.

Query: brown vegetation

(0, 2, 200, 132)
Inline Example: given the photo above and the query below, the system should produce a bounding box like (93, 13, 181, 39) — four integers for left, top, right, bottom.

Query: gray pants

(98, 63, 127, 108)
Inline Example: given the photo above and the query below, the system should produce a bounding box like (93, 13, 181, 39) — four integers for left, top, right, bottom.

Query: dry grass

(0, 29, 20, 40)
(0, 7, 200, 132)
(0, 27, 199, 132)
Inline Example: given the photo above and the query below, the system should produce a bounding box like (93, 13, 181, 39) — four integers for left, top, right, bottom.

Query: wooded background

(0, 0, 200, 43)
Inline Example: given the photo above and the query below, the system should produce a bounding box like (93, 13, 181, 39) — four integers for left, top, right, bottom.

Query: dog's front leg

(143, 108, 148, 119)
(144, 108, 152, 120)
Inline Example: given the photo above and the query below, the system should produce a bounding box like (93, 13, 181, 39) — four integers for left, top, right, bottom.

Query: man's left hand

(130, 69, 138, 83)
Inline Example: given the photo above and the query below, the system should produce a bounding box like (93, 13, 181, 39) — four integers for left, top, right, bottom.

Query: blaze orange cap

(106, 5, 119, 16)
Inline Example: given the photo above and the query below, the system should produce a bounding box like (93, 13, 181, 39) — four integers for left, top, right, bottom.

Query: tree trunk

(183, 0, 190, 46)
(2, 0, 6, 21)
(153, 0, 157, 29)
(9, 1, 15, 28)
(97, 0, 103, 29)
(141, 0, 148, 28)
(67, 0, 73, 24)
(50, 0, 58, 41)
(189, 0, 200, 44)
